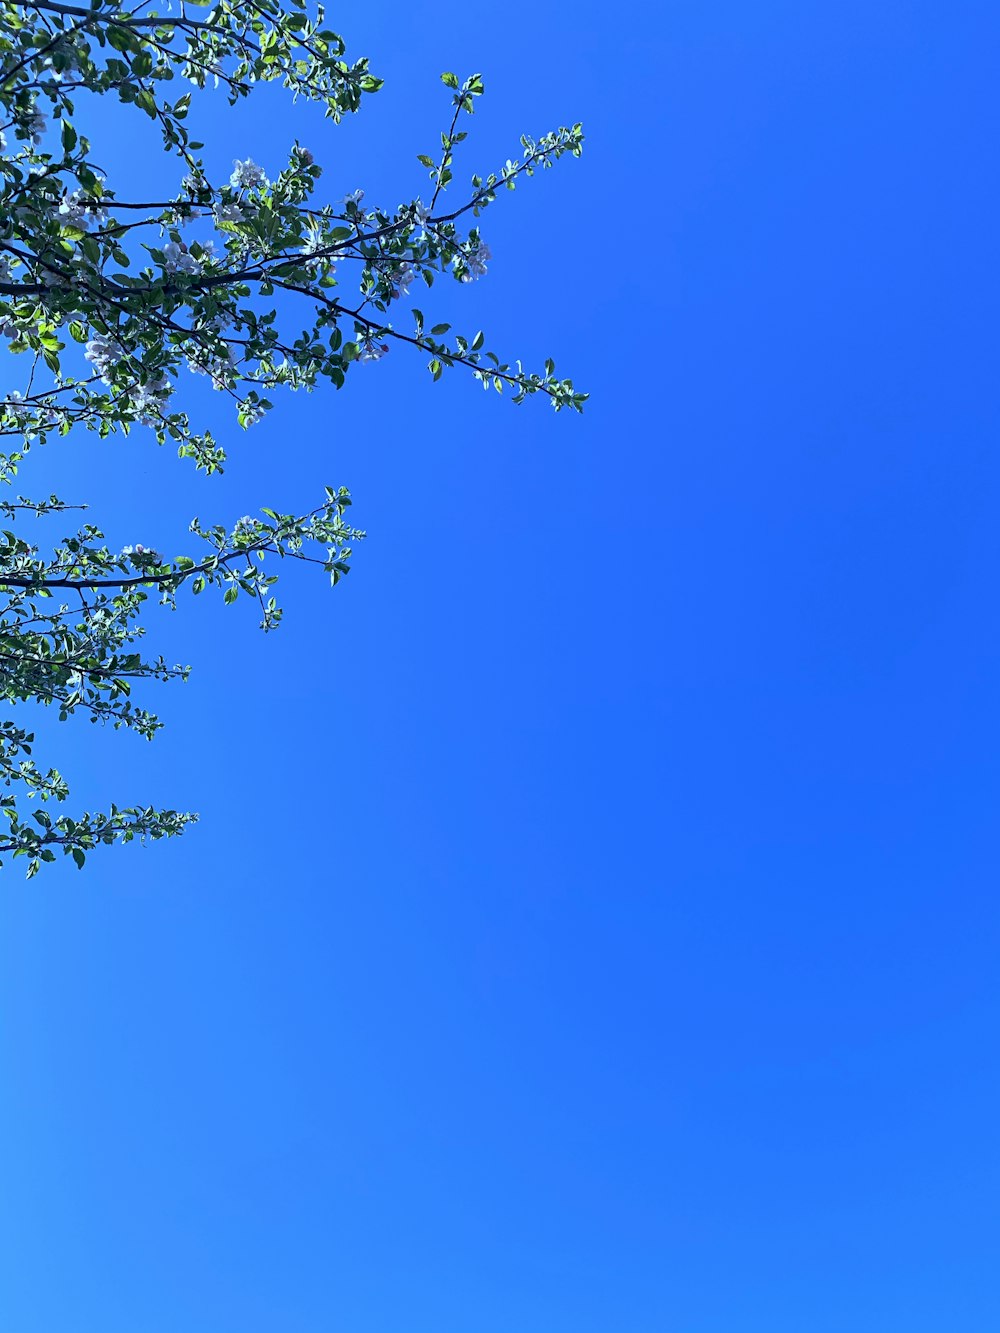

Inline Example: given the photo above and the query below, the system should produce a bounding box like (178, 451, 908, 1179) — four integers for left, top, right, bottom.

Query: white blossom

(121, 543, 162, 563)
(213, 201, 246, 225)
(56, 190, 106, 230)
(390, 262, 415, 300)
(229, 158, 268, 191)
(56, 194, 87, 227)
(299, 222, 335, 273)
(187, 344, 238, 389)
(461, 241, 491, 282)
(210, 347, 237, 388)
(127, 374, 173, 426)
(357, 330, 388, 362)
(162, 241, 200, 275)
(2, 391, 60, 440)
(300, 222, 325, 255)
(84, 334, 117, 382)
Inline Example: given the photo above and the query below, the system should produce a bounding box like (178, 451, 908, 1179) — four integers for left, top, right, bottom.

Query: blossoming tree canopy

(0, 0, 585, 877)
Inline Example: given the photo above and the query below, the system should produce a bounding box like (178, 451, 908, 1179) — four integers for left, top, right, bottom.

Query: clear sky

(3, 2, 1000, 1330)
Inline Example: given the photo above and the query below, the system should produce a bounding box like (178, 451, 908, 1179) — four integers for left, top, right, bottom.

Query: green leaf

(107, 24, 139, 53)
(441, 71, 460, 89)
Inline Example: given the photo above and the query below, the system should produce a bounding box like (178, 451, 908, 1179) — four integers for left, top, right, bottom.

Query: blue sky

(3, 2, 1000, 1330)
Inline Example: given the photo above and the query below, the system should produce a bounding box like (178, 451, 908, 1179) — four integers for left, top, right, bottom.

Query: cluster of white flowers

(120, 543, 162, 564)
(167, 206, 196, 229)
(240, 401, 264, 426)
(173, 175, 210, 226)
(229, 158, 268, 192)
(213, 201, 246, 226)
(390, 261, 416, 300)
(460, 241, 492, 283)
(188, 342, 237, 390)
(0, 255, 13, 284)
(357, 331, 388, 363)
(127, 373, 173, 427)
(209, 345, 237, 389)
(412, 199, 431, 226)
(55, 190, 107, 230)
(161, 240, 201, 275)
(344, 189, 365, 210)
(0, 130, 6, 154)
(2, 391, 60, 436)
(205, 311, 234, 335)
(300, 221, 326, 257)
(232, 515, 255, 534)
(84, 334, 117, 382)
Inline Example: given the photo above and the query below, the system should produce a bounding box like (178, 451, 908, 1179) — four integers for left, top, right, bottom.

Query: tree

(0, 0, 585, 876)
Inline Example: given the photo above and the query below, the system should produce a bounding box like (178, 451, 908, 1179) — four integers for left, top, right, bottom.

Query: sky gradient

(3, 3, 1000, 1330)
